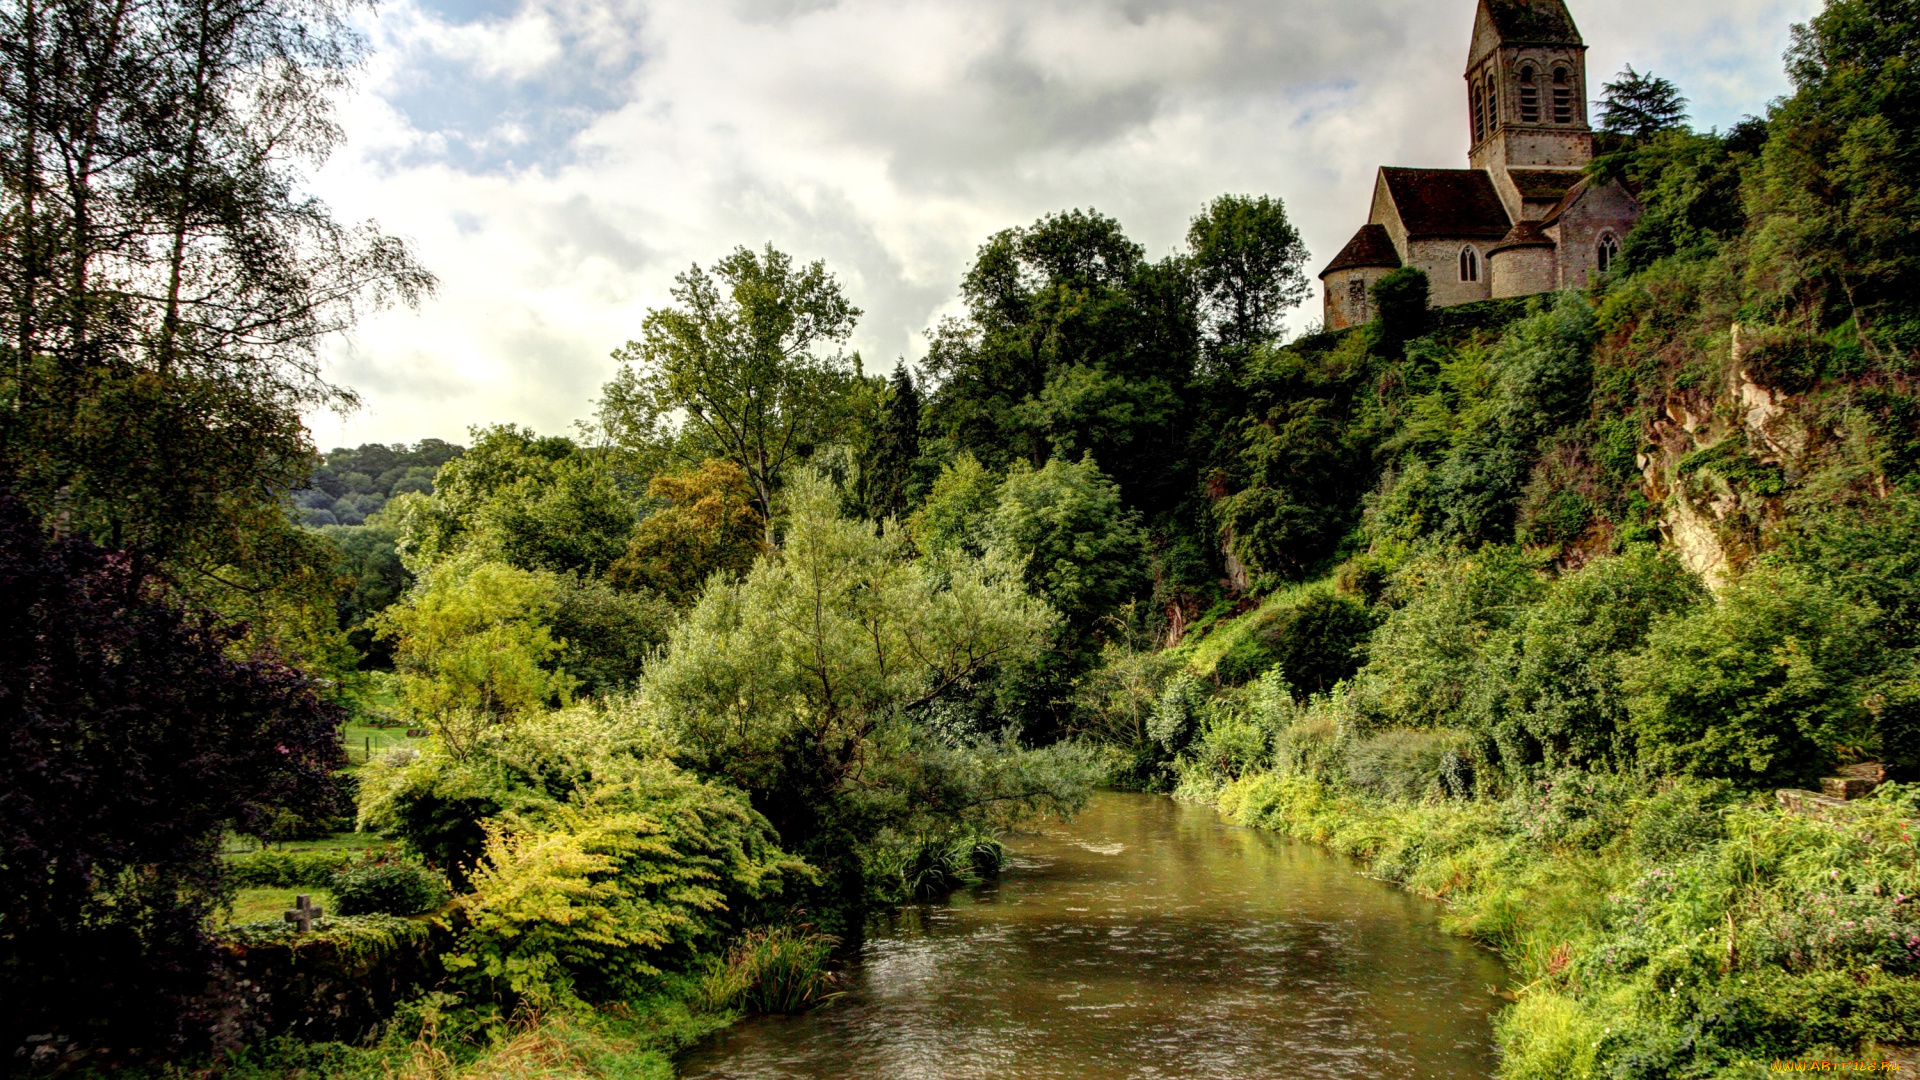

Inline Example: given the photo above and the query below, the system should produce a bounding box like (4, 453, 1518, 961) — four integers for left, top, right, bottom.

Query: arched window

(1596, 232, 1620, 274)
(1460, 246, 1481, 283)
(1518, 65, 1539, 124)
(1479, 70, 1496, 135)
(1470, 80, 1485, 143)
(1552, 66, 1574, 124)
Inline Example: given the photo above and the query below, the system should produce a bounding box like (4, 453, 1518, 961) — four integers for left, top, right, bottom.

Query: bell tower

(1465, 0, 1592, 220)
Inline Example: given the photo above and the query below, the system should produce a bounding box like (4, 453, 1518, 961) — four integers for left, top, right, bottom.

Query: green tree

(599, 245, 863, 542)
(1471, 547, 1707, 773)
(985, 455, 1147, 633)
(641, 471, 1091, 908)
(1599, 66, 1690, 137)
(911, 452, 1001, 558)
(0, 0, 431, 590)
(859, 363, 923, 522)
(1623, 565, 1877, 787)
(391, 425, 636, 577)
(1186, 194, 1309, 374)
(1748, 0, 1920, 353)
(371, 558, 572, 758)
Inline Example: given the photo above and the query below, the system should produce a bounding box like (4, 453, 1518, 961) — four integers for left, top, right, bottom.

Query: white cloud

(305, 0, 1822, 450)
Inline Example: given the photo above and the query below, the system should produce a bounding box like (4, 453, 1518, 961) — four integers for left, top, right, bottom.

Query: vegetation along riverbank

(2, 0, 1918, 1075)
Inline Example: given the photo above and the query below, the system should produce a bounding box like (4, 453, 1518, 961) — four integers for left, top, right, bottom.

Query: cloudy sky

(305, 0, 1821, 450)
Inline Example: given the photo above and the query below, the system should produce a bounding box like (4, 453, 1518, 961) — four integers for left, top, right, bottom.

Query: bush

(1623, 564, 1877, 787)
(704, 927, 838, 1014)
(1344, 730, 1467, 802)
(225, 849, 364, 888)
(329, 861, 449, 916)
(1217, 590, 1376, 691)
(864, 829, 1006, 904)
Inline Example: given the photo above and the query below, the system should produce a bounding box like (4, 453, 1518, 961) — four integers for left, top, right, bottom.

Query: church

(1319, 0, 1640, 330)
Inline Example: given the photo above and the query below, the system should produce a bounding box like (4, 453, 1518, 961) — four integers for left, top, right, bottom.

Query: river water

(678, 791, 1509, 1080)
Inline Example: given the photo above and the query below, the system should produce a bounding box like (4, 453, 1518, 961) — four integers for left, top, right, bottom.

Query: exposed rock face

(1637, 323, 1804, 590)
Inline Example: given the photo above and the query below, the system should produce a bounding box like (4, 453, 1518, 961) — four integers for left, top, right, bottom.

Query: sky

(303, 0, 1823, 451)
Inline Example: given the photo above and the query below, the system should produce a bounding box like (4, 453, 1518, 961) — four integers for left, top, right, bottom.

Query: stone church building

(1320, 0, 1640, 330)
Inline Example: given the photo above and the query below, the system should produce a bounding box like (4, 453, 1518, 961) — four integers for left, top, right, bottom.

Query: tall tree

(0, 0, 432, 582)
(599, 245, 862, 543)
(1186, 194, 1309, 374)
(860, 362, 922, 522)
(0, 491, 346, 1054)
(1599, 65, 1690, 137)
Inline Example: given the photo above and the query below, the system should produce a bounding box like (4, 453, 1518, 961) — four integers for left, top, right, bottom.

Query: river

(678, 791, 1509, 1079)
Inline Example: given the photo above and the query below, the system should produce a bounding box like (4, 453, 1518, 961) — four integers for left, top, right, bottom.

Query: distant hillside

(293, 440, 464, 527)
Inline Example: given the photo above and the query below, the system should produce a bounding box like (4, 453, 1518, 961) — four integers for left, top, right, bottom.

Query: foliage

(703, 927, 839, 1015)
(393, 425, 636, 578)
(1215, 588, 1376, 692)
(225, 848, 369, 889)
(606, 459, 765, 606)
(371, 557, 571, 757)
(0, 491, 346, 1055)
(911, 452, 1001, 558)
(1470, 547, 1707, 775)
(1370, 267, 1432, 353)
(1355, 546, 1546, 728)
(643, 470, 1096, 912)
(1187, 194, 1309, 373)
(600, 245, 864, 538)
(295, 440, 464, 528)
(551, 572, 673, 698)
(445, 758, 809, 1007)
(985, 454, 1146, 633)
(328, 861, 449, 917)
(0, 0, 431, 644)
(1598, 66, 1690, 137)
(1622, 563, 1878, 787)
(862, 829, 1007, 905)
(858, 363, 925, 523)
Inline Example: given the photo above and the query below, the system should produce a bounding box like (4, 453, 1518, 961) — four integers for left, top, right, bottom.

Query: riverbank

(1185, 771, 1920, 1078)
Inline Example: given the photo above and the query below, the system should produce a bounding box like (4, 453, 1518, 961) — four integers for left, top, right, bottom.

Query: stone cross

(283, 894, 323, 932)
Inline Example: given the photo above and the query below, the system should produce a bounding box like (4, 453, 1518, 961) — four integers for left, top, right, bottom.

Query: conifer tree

(862, 364, 922, 522)
(1599, 66, 1690, 137)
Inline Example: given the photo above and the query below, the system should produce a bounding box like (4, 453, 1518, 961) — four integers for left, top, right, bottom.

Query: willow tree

(642, 471, 1095, 903)
(0, 0, 431, 591)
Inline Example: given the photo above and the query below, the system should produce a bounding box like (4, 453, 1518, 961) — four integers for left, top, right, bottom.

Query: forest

(2, 0, 1918, 1076)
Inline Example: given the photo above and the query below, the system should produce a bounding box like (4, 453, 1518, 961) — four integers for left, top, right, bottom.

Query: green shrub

(1344, 730, 1467, 801)
(863, 829, 1006, 904)
(1215, 591, 1375, 691)
(1628, 778, 1736, 861)
(1623, 564, 1877, 787)
(328, 861, 449, 916)
(1470, 547, 1706, 775)
(704, 927, 838, 1014)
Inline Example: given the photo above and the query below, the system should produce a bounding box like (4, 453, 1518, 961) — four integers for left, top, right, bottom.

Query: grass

(222, 831, 395, 856)
(1189, 770, 1920, 1078)
(343, 722, 428, 765)
(224, 887, 334, 925)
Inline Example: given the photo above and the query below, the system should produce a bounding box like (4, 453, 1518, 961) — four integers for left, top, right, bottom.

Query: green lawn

(342, 721, 428, 764)
(224, 886, 333, 925)
(221, 830, 394, 856)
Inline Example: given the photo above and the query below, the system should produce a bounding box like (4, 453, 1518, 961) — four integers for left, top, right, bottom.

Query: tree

(859, 363, 922, 522)
(1749, 0, 1920, 355)
(985, 455, 1147, 633)
(0, 0, 432, 583)
(1599, 66, 1690, 137)
(606, 459, 765, 606)
(1623, 565, 1877, 787)
(642, 471, 1091, 908)
(920, 208, 1199, 515)
(0, 490, 345, 1055)
(391, 425, 636, 578)
(599, 246, 863, 543)
(371, 557, 573, 758)
(1187, 194, 1309, 373)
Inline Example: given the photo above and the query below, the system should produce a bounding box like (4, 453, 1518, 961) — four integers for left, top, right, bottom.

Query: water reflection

(678, 792, 1508, 1080)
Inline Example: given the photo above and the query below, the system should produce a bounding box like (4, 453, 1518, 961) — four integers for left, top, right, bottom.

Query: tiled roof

(1489, 219, 1556, 255)
(1483, 0, 1583, 45)
(1509, 169, 1584, 202)
(1380, 168, 1512, 240)
(1320, 224, 1403, 278)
